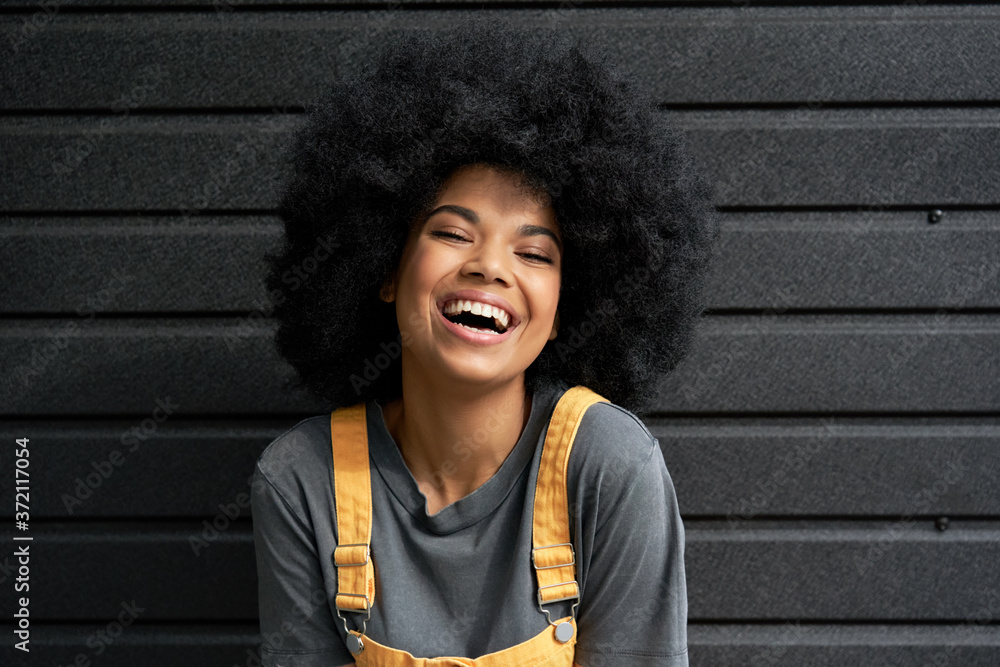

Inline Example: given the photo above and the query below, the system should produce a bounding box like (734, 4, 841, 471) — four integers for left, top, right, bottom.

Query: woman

(252, 15, 718, 667)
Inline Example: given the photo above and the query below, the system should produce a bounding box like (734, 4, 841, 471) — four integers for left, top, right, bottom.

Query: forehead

(419, 163, 560, 236)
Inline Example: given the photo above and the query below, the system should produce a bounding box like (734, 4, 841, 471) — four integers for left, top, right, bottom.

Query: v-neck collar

(366, 382, 565, 535)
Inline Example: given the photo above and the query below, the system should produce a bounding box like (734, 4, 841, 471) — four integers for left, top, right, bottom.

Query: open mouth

(441, 299, 512, 335)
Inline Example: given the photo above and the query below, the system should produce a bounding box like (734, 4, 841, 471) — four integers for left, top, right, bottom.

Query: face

(382, 163, 562, 391)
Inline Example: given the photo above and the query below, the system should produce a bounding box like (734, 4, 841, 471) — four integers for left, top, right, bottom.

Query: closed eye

(519, 252, 554, 264)
(432, 230, 554, 264)
(430, 230, 468, 241)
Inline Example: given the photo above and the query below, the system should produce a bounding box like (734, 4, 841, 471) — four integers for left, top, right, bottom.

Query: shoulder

(253, 414, 332, 507)
(578, 396, 656, 447)
(563, 390, 668, 527)
(570, 393, 659, 474)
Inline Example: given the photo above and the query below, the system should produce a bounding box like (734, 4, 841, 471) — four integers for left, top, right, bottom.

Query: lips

(433, 289, 523, 345)
(435, 290, 522, 330)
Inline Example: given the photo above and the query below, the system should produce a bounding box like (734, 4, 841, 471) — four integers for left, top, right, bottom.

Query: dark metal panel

(3, 110, 1000, 210)
(0, 0, 844, 6)
(709, 211, 1000, 310)
(0, 318, 326, 415)
(657, 313, 1000, 413)
(0, 523, 259, 620)
(3, 7, 1000, 108)
(0, 115, 294, 212)
(0, 216, 283, 313)
(656, 417, 1000, 518)
(686, 521, 1000, 620)
(0, 421, 291, 518)
(689, 624, 1000, 667)
(678, 108, 1000, 207)
(0, 625, 260, 667)
(2, 314, 999, 415)
(4, 211, 999, 313)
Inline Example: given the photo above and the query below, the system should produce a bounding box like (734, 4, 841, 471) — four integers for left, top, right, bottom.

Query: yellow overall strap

(331, 403, 377, 613)
(532, 386, 608, 610)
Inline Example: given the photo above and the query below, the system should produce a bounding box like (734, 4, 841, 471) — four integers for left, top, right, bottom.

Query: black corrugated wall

(2, 3, 999, 665)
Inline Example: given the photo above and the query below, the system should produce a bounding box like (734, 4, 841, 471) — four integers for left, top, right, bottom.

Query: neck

(381, 365, 532, 515)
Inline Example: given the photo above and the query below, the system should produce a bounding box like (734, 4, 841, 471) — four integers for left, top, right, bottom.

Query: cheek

(394, 246, 451, 316)
(531, 276, 561, 320)
(394, 249, 432, 298)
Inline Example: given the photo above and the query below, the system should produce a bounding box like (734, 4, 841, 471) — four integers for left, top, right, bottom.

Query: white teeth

(458, 322, 499, 335)
(442, 298, 512, 330)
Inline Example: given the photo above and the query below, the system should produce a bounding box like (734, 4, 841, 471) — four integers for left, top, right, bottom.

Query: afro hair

(266, 14, 720, 416)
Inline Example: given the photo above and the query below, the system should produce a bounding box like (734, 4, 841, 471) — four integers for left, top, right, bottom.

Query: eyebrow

(424, 204, 563, 252)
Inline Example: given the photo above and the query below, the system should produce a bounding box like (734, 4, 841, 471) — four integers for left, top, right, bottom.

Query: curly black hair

(266, 14, 719, 416)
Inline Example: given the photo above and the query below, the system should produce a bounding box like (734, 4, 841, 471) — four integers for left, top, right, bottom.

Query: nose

(461, 238, 511, 285)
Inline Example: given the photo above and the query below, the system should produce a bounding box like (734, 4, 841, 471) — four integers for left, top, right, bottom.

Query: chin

(436, 363, 526, 390)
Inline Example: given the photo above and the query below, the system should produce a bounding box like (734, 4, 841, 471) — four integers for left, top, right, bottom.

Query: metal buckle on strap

(536, 582, 580, 607)
(335, 593, 372, 615)
(535, 582, 581, 626)
(335, 593, 371, 638)
(532, 542, 575, 570)
(334, 543, 370, 567)
(333, 544, 372, 637)
(532, 543, 581, 624)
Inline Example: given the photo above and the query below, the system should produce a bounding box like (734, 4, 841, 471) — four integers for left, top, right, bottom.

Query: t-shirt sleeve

(251, 461, 356, 667)
(574, 436, 689, 666)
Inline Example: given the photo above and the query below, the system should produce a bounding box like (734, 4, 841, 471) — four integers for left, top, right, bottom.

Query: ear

(548, 310, 559, 341)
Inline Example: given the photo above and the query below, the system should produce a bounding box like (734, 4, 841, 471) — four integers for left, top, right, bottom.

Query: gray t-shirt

(251, 380, 688, 666)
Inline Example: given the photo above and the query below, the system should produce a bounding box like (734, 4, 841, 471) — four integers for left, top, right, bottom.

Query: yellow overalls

(329, 386, 608, 666)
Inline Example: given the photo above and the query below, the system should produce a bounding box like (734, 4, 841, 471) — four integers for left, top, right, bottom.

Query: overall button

(346, 634, 364, 655)
(554, 621, 574, 643)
